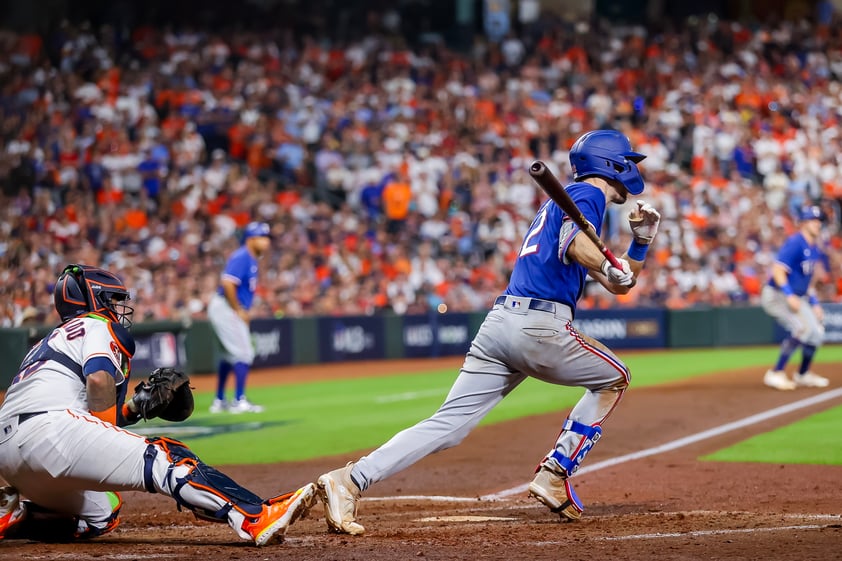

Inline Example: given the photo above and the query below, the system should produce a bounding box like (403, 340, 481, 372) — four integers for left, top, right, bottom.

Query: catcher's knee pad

(143, 437, 264, 521)
(547, 419, 602, 477)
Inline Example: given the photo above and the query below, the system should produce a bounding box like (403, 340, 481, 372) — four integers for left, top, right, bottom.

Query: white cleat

(316, 462, 365, 535)
(229, 398, 264, 414)
(209, 398, 229, 414)
(792, 371, 830, 388)
(763, 369, 796, 391)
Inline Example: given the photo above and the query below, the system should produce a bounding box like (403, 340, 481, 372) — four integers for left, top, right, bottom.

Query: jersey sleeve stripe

(221, 273, 242, 286)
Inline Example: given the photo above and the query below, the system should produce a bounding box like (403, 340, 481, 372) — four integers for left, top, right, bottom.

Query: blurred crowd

(2, 11, 842, 327)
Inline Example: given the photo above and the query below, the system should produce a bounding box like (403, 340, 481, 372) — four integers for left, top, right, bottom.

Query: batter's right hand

(601, 258, 634, 286)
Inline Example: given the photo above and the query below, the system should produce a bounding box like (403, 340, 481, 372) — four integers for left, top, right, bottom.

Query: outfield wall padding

(0, 305, 808, 391)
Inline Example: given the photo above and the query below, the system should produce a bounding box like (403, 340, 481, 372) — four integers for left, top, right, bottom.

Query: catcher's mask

(569, 129, 647, 195)
(54, 264, 134, 328)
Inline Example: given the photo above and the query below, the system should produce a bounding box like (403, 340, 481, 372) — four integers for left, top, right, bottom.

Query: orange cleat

(241, 483, 316, 546)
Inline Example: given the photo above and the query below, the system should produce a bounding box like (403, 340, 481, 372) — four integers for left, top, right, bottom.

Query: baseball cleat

(793, 371, 830, 388)
(528, 467, 583, 521)
(209, 398, 229, 414)
(317, 462, 365, 535)
(0, 487, 27, 540)
(763, 369, 797, 391)
(242, 483, 316, 546)
(229, 398, 264, 414)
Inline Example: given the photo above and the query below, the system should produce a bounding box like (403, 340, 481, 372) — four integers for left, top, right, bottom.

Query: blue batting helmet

(242, 221, 271, 241)
(569, 130, 647, 195)
(800, 205, 826, 222)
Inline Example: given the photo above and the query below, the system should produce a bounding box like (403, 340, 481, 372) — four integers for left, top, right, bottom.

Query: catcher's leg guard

(545, 419, 602, 477)
(143, 437, 314, 544)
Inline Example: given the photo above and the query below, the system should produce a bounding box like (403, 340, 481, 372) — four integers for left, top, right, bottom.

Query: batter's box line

(588, 523, 834, 542)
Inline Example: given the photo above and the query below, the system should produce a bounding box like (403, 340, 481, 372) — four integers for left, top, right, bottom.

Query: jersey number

(519, 206, 548, 257)
(10, 321, 86, 385)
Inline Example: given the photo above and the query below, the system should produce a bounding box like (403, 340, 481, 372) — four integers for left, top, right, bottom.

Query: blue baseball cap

(800, 206, 826, 222)
(242, 221, 271, 240)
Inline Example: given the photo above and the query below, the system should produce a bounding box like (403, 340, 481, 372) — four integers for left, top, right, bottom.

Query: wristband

(809, 294, 819, 306)
(91, 405, 117, 425)
(627, 240, 649, 261)
(780, 284, 794, 296)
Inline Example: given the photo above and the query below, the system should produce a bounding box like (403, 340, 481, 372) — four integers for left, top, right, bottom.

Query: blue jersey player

(315, 130, 662, 534)
(761, 206, 830, 390)
(208, 222, 271, 413)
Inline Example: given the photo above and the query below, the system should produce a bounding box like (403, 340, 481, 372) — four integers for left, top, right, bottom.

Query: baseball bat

(528, 160, 624, 270)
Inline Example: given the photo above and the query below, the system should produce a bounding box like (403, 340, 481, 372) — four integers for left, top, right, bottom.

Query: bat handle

(602, 248, 623, 270)
(602, 247, 637, 288)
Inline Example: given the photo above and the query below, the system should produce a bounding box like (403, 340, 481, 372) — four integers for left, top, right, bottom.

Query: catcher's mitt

(131, 367, 194, 422)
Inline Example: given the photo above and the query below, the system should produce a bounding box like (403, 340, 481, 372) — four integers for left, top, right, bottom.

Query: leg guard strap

(549, 420, 602, 476)
(145, 436, 264, 519)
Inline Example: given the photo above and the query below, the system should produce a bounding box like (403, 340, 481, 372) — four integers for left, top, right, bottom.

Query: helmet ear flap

(55, 265, 92, 321)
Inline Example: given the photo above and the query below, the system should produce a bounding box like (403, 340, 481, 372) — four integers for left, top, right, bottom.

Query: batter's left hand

(601, 258, 634, 286)
(628, 200, 660, 244)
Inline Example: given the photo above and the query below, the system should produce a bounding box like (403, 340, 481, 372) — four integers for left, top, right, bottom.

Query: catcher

(0, 264, 315, 546)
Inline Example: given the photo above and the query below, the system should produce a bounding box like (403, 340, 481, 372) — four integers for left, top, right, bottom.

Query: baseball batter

(0, 264, 314, 545)
(208, 221, 271, 414)
(316, 129, 661, 534)
(761, 205, 830, 390)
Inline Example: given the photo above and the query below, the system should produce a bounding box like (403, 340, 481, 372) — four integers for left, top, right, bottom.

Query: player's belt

(18, 411, 47, 424)
(494, 295, 557, 314)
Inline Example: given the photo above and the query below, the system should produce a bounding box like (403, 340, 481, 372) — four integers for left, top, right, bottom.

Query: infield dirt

(2, 357, 840, 560)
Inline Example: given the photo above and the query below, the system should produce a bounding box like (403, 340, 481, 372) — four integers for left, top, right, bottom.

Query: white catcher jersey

(0, 316, 128, 418)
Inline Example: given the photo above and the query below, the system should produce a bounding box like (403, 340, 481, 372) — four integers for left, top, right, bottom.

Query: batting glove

(601, 258, 634, 286)
(628, 200, 661, 244)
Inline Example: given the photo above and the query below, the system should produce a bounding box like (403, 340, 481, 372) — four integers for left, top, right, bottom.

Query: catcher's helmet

(54, 264, 134, 328)
(569, 130, 647, 195)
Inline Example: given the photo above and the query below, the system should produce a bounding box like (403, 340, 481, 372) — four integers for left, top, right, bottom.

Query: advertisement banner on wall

(250, 318, 294, 368)
(573, 308, 666, 349)
(403, 313, 472, 358)
(318, 316, 385, 362)
(131, 332, 187, 375)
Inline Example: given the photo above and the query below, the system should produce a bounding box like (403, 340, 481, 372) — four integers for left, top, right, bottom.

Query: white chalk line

(587, 524, 831, 542)
(487, 387, 842, 499)
(361, 387, 842, 503)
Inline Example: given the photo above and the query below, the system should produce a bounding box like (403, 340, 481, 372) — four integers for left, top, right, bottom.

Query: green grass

(702, 405, 842, 465)
(133, 345, 842, 465)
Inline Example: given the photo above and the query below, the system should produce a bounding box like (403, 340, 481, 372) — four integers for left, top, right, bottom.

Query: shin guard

(143, 436, 265, 522)
(547, 419, 602, 477)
